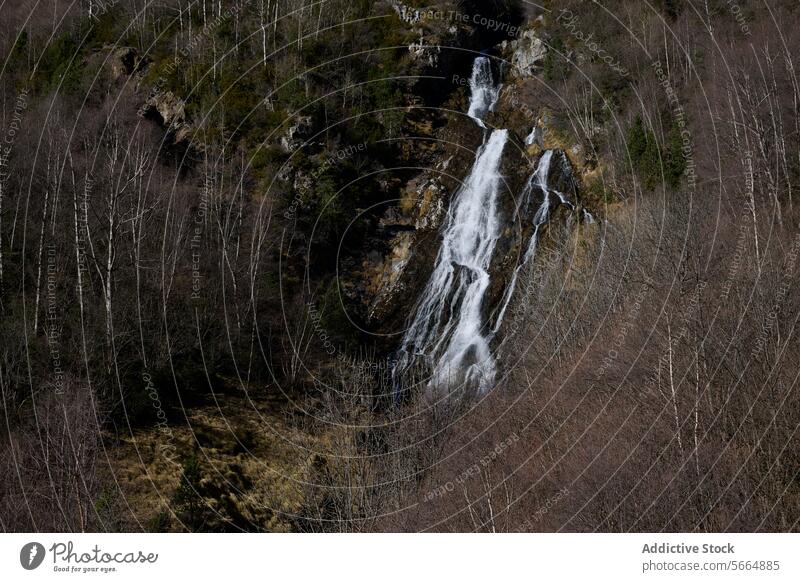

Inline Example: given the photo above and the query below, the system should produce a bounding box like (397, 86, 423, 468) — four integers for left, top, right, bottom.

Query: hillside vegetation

(0, 0, 797, 532)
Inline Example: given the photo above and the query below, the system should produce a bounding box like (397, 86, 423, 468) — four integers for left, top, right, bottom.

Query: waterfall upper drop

(395, 56, 506, 396)
(467, 56, 501, 128)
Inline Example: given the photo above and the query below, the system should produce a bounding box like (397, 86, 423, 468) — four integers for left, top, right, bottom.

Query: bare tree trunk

(67, 152, 87, 332)
(667, 322, 683, 455)
(693, 344, 701, 478)
(0, 168, 5, 312)
(104, 184, 116, 344)
(727, 85, 760, 263)
(34, 150, 54, 334)
(260, 0, 270, 67)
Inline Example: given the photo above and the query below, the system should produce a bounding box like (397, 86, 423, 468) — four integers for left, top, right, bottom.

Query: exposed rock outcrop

(409, 31, 442, 69)
(109, 47, 145, 78)
(338, 111, 484, 340)
(140, 91, 193, 144)
(363, 170, 450, 323)
(280, 116, 314, 152)
(501, 29, 547, 77)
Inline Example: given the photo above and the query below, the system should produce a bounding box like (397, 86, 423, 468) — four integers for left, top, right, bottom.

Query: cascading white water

(467, 56, 501, 128)
(395, 56, 506, 395)
(492, 150, 554, 332)
(394, 57, 578, 398)
(424, 129, 507, 392)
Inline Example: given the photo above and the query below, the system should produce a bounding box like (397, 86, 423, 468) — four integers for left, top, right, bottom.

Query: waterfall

(394, 57, 574, 398)
(467, 56, 501, 128)
(395, 56, 506, 396)
(492, 150, 554, 332)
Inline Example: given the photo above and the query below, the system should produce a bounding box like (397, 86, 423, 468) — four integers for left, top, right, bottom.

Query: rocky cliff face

(339, 112, 485, 343)
(501, 28, 548, 78)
